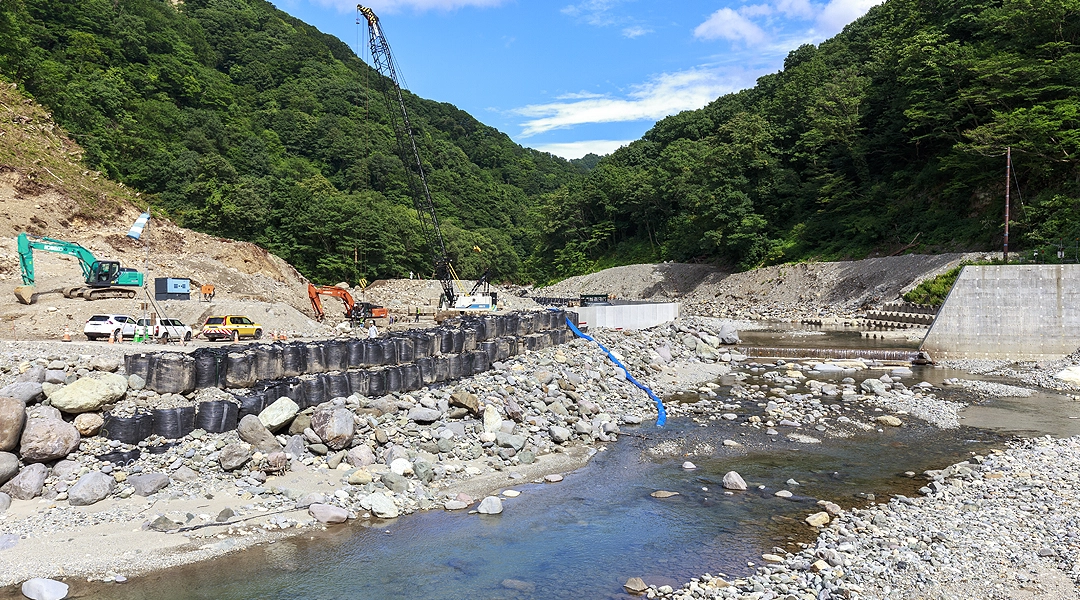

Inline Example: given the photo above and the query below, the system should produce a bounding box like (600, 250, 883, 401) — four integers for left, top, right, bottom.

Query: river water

(64, 323, 1080, 598)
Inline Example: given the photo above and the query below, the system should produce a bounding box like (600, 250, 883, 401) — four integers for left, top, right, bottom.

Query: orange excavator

(308, 283, 388, 323)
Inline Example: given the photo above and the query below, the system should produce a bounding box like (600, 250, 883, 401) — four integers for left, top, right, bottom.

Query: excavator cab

(88, 261, 121, 286)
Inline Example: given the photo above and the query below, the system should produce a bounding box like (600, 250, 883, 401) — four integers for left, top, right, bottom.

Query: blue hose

(563, 316, 666, 427)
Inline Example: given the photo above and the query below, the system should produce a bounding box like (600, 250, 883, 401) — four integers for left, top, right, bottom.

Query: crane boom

(358, 5, 457, 308)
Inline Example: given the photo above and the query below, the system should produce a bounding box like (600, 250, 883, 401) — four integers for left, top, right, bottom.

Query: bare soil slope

(0, 82, 323, 340)
(535, 254, 988, 320)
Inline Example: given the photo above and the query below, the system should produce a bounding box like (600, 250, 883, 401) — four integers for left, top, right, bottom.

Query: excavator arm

(18, 232, 98, 285)
(308, 283, 359, 322)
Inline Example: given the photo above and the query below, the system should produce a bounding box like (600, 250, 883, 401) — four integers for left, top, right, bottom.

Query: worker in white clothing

(368, 321, 378, 339)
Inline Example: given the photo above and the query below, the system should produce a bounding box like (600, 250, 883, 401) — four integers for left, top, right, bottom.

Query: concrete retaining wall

(921, 265, 1080, 360)
(576, 303, 680, 330)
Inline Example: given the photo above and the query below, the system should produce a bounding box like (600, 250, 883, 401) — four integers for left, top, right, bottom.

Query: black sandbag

(495, 338, 510, 361)
(195, 400, 239, 433)
(523, 313, 537, 335)
(504, 313, 520, 337)
(303, 343, 327, 374)
(481, 340, 499, 364)
(433, 356, 450, 382)
(253, 345, 283, 381)
(225, 351, 256, 388)
(420, 331, 437, 357)
(326, 373, 351, 399)
(384, 366, 403, 393)
(462, 328, 477, 352)
(302, 376, 327, 408)
(416, 357, 436, 385)
(367, 369, 386, 396)
(467, 350, 487, 375)
(124, 353, 152, 381)
(438, 329, 454, 355)
(147, 441, 180, 454)
(101, 411, 153, 444)
(378, 339, 398, 365)
(347, 339, 367, 368)
(451, 330, 465, 354)
(152, 406, 196, 439)
(281, 343, 303, 377)
(394, 337, 415, 363)
(193, 349, 227, 389)
(524, 334, 542, 352)
(147, 353, 196, 395)
(237, 393, 267, 420)
(347, 370, 370, 397)
(400, 364, 421, 391)
(362, 339, 381, 365)
(505, 336, 519, 357)
(447, 354, 463, 379)
(324, 340, 348, 372)
(96, 449, 141, 466)
(459, 352, 474, 377)
(494, 314, 507, 338)
(566, 310, 579, 328)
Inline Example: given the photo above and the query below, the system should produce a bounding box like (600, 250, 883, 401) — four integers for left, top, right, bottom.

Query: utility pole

(1004, 147, 1011, 263)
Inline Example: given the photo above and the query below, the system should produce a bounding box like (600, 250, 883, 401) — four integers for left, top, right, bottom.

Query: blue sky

(275, 0, 882, 158)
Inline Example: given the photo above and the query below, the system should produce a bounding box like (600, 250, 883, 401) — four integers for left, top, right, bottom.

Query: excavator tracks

(64, 287, 138, 301)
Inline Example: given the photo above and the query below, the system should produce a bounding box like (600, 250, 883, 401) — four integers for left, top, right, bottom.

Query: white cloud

(816, 0, 882, 33)
(622, 25, 652, 38)
(315, 0, 505, 13)
(531, 140, 635, 159)
(776, 0, 815, 18)
(561, 0, 628, 26)
(556, 91, 608, 100)
(512, 67, 752, 137)
(739, 4, 774, 18)
(693, 8, 767, 45)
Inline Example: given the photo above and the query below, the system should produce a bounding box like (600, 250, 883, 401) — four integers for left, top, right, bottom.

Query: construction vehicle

(308, 283, 388, 323)
(358, 6, 495, 312)
(15, 233, 145, 304)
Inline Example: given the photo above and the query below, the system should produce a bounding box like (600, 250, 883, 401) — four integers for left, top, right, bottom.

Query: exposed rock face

(310, 406, 355, 451)
(48, 373, 128, 414)
(19, 417, 80, 463)
(0, 397, 25, 452)
(68, 471, 116, 506)
(1, 463, 47, 500)
(237, 415, 283, 454)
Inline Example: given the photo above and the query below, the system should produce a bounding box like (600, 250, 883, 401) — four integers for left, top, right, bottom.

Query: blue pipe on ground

(563, 317, 667, 427)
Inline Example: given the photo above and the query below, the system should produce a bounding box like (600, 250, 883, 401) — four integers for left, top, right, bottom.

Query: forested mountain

(0, 0, 582, 284)
(1, 0, 1076, 286)
(529, 0, 1080, 278)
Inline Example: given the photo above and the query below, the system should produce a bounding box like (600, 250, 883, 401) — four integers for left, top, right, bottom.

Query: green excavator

(14, 232, 145, 304)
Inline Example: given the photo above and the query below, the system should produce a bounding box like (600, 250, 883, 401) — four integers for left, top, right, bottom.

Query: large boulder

(218, 443, 253, 471)
(310, 406, 355, 451)
(0, 452, 19, 486)
(17, 365, 46, 384)
(308, 503, 348, 524)
(48, 373, 127, 414)
(717, 321, 741, 345)
(20, 578, 68, 600)
(361, 493, 399, 519)
(0, 397, 26, 452)
(258, 397, 299, 432)
(483, 404, 503, 434)
(449, 391, 479, 415)
(1, 463, 47, 500)
(67, 471, 116, 506)
(407, 406, 441, 424)
(19, 417, 80, 463)
(0, 382, 43, 405)
(88, 355, 121, 373)
(860, 378, 887, 396)
(347, 445, 375, 467)
(73, 412, 103, 436)
(237, 415, 282, 454)
(128, 473, 170, 496)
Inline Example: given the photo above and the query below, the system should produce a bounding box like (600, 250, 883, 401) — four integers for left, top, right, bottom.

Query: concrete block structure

(576, 303, 680, 330)
(921, 264, 1080, 360)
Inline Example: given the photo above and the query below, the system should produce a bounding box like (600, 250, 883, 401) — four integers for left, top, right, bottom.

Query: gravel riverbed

(1, 318, 1079, 599)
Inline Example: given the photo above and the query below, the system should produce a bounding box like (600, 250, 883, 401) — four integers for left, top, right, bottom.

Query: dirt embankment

(535, 254, 990, 320)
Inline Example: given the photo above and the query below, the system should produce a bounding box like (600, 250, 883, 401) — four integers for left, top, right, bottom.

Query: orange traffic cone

(61, 328, 72, 342)
(108, 331, 115, 344)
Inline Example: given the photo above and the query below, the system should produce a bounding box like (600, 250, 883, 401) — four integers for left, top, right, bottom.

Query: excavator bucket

(14, 285, 35, 305)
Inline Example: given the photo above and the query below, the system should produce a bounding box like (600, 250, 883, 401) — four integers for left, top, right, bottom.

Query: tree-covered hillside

(0, 0, 582, 284)
(528, 0, 1080, 278)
